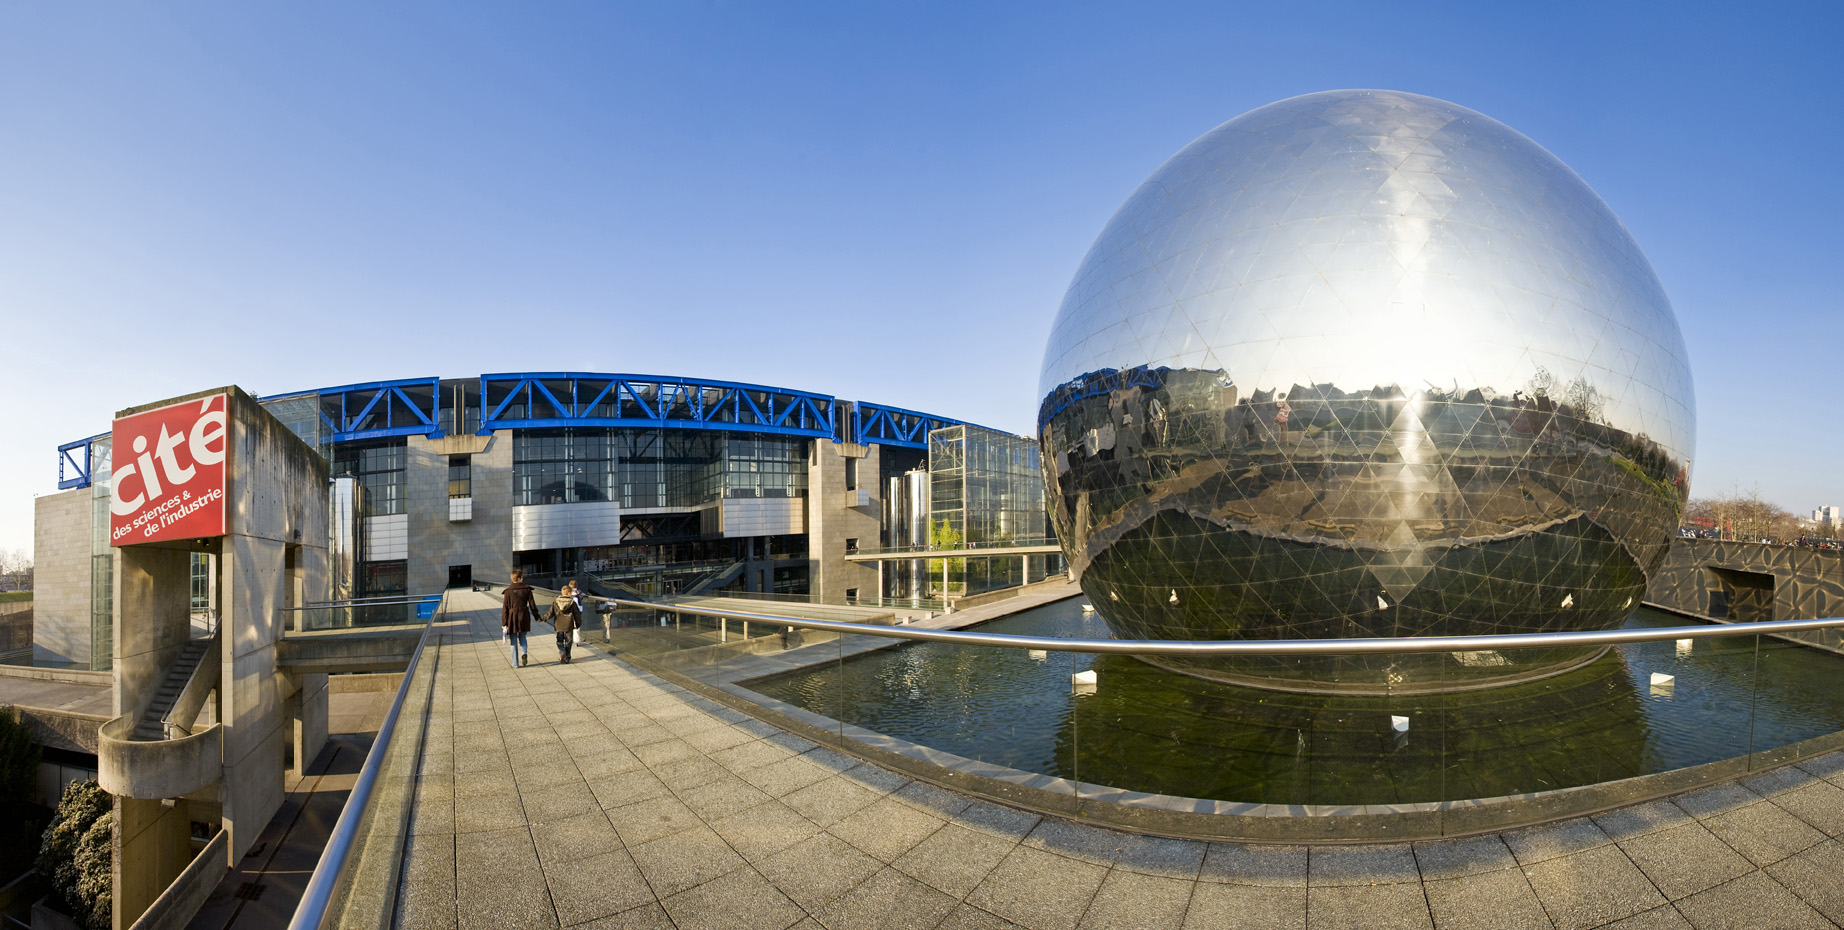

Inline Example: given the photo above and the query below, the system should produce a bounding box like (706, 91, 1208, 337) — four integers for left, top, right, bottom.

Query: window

(333, 440, 408, 515)
(845, 587, 859, 603)
(189, 553, 212, 611)
(845, 538, 859, 554)
(448, 455, 472, 499)
(513, 429, 615, 505)
(845, 456, 859, 491)
(724, 437, 807, 499)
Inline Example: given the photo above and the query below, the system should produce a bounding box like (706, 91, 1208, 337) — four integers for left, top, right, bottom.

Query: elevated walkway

(844, 542, 1062, 561)
(381, 590, 1844, 930)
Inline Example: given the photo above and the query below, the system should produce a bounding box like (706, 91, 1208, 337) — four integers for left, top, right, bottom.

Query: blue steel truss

(478, 373, 837, 439)
(285, 377, 445, 443)
(58, 435, 103, 490)
(54, 372, 984, 486)
(853, 402, 963, 449)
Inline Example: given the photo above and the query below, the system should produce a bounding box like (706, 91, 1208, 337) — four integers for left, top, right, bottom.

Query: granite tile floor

(399, 592, 1844, 930)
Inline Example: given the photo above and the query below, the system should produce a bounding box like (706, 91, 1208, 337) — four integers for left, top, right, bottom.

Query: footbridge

(841, 539, 1063, 562)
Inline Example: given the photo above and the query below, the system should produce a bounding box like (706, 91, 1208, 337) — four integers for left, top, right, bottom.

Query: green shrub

(37, 780, 112, 930)
(0, 706, 39, 803)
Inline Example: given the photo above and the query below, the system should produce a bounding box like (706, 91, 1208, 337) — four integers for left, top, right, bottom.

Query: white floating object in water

(1561, 593, 1575, 608)
(1650, 672, 1675, 687)
(1072, 669, 1098, 686)
(1390, 715, 1410, 733)
(1676, 638, 1693, 657)
(1377, 595, 1390, 610)
(1168, 589, 1180, 605)
(1081, 603, 1095, 613)
(1028, 649, 1048, 661)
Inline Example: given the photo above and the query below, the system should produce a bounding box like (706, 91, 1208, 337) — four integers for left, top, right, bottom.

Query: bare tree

(0, 550, 30, 592)
(1685, 486, 1802, 543)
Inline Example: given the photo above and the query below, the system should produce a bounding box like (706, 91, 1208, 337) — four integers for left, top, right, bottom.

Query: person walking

(545, 580, 583, 664)
(501, 569, 537, 668)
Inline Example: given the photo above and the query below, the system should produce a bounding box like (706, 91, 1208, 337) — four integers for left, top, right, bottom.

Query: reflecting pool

(745, 600, 1844, 806)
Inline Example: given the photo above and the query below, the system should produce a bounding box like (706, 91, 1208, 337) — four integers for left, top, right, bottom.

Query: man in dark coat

(501, 569, 537, 668)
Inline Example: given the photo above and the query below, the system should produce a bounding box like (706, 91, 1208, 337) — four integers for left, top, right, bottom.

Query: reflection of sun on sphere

(1037, 90, 1695, 693)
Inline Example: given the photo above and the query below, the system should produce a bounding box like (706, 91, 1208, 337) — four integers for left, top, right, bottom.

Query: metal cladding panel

(329, 477, 360, 600)
(1038, 90, 1695, 692)
(363, 514, 409, 562)
(721, 497, 805, 538)
(512, 501, 622, 551)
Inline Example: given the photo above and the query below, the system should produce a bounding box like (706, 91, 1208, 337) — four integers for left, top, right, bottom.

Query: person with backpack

(545, 580, 583, 664)
(501, 569, 537, 668)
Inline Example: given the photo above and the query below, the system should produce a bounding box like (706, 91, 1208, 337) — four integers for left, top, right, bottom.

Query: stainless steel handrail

(288, 594, 443, 610)
(596, 596, 1844, 655)
(286, 595, 442, 930)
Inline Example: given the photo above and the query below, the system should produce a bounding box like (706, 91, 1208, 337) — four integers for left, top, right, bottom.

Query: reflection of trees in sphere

(1037, 90, 1695, 693)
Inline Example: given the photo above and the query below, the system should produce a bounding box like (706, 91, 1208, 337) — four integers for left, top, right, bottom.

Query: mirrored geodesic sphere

(1038, 90, 1695, 693)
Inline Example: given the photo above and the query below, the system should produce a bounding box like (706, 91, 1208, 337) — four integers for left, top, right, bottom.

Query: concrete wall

(105, 386, 330, 930)
(406, 432, 516, 592)
(808, 441, 883, 602)
(33, 488, 92, 665)
(0, 599, 30, 654)
(1647, 537, 1844, 624)
(214, 387, 329, 864)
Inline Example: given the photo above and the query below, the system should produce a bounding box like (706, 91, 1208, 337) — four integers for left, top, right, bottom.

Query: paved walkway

(400, 592, 1844, 930)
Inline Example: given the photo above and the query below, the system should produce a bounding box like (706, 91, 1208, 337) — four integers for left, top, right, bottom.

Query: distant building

(34, 373, 1056, 668)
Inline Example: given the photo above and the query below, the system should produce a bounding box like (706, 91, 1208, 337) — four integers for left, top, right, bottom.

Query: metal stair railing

(130, 635, 215, 741)
(160, 629, 223, 739)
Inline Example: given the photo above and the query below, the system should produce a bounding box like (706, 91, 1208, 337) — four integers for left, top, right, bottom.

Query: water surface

(746, 601, 1844, 805)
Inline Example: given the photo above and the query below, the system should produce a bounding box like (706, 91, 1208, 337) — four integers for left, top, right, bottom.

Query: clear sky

(2, 2, 1840, 556)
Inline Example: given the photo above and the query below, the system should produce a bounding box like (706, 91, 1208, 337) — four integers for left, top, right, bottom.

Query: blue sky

(2, 2, 1840, 554)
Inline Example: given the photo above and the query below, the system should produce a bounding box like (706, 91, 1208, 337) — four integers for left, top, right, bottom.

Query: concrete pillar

(807, 441, 882, 603)
(115, 797, 197, 930)
(111, 544, 196, 930)
(219, 532, 288, 859)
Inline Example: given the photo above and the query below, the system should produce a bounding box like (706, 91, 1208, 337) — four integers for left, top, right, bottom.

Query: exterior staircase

(682, 560, 747, 596)
(132, 638, 212, 740)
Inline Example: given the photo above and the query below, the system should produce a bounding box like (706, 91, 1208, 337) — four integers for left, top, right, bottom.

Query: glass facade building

(44, 373, 1043, 667)
(926, 425, 1058, 597)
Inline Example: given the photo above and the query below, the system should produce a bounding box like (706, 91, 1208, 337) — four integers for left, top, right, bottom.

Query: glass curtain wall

(261, 395, 324, 457)
(514, 429, 617, 505)
(88, 437, 113, 670)
(515, 429, 806, 509)
(723, 436, 807, 499)
(928, 425, 1054, 597)
(333, 440, 408, 515)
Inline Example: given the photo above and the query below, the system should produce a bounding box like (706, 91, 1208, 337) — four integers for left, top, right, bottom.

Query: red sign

(110, 394, 229, 546)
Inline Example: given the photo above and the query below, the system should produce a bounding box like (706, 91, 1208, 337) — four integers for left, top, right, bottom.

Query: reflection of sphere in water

(1037, 90, 1695, 693)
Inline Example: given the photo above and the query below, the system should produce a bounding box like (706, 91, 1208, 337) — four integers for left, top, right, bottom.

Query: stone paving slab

(401, 592, 1844, 929)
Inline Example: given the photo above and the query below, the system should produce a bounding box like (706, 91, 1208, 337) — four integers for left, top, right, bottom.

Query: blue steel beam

(57, 435, 103, 490)
(478, 372, 838, 439)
